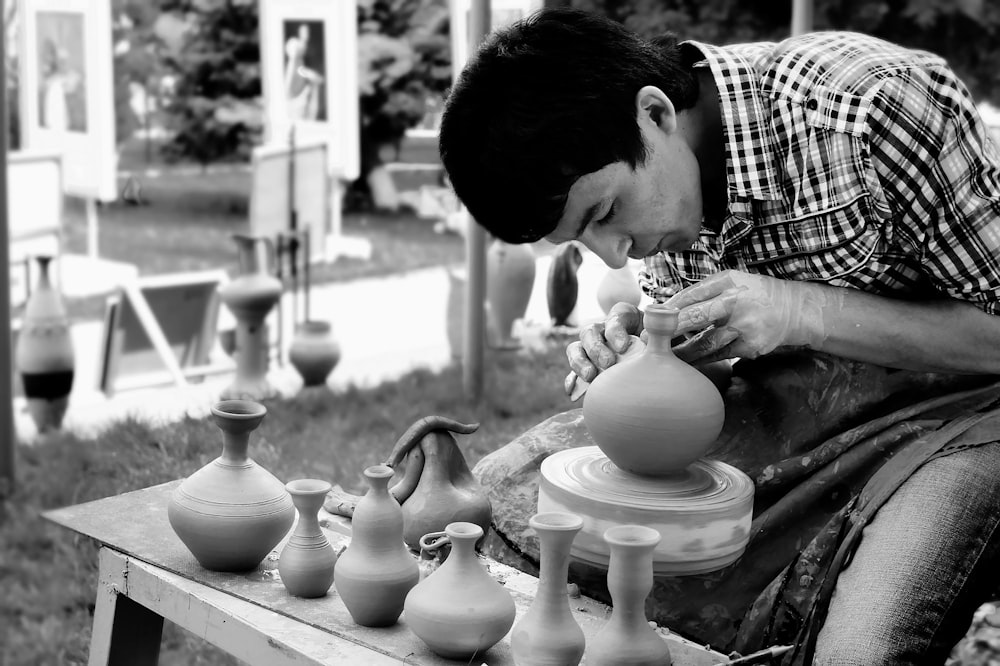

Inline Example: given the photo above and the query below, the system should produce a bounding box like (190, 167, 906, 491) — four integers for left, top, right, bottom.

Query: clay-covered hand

(664, 270, 832, 364)
(564, 302, 644, 399)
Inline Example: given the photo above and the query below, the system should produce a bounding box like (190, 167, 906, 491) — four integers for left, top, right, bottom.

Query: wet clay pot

(168, 400, 295, 572)
(596, 265, 642, 315)
(16, 256, 74, 432)
(404, 522, 516, 660)
(586, 525, 672, 666)
(288, 320, 341, 387)
(583, 304, 725, 475)
(486, 239, 536, 350)
(510, 512, 586, 666)
(334, 465, 420, 627)
(279, 478, 337, 598)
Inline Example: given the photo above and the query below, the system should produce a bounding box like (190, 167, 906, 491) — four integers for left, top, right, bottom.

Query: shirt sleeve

(867, 66, 1000, 315)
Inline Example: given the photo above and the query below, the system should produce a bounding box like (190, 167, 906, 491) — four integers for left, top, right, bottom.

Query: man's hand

(665, 270, 833, 364)
(564, 302, 644, 398)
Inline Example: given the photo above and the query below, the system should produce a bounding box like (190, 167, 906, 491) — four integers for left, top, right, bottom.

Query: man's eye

(598, 200, 618, 225)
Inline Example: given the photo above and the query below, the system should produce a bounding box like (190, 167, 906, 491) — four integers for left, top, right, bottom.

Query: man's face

(544, 90, 703, 268)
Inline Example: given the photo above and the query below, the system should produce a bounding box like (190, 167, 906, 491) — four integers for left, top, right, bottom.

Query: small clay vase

(404, 521, 517, 660)
(510, 512, 586, 666)
(486, 238, 536, 349)
(288, 320, 341, 387)
(334, 465, 420, 627)
(583, 303, 725, 475)
(596, 265, 642, 315)
(278, 478, 337, 598)
(168, 400, 295, 572)
(586, 525, 672, 666)
(15, 255, 74, 432)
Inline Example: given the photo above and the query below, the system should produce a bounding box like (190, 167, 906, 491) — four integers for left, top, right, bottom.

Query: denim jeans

(814, 441, 1000, 665)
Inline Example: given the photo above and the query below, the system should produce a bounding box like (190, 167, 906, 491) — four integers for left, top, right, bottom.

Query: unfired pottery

(404, 522, 516, 660)
(595, 265, 641, 315)
(583, 303, 725, 475)
(510, 512, 586, 666)
(334, 464, 420, 627)
(168, 399, 295, 572)
(288, 320, 341, 387)
(16, 255, 74, 432)
(547, 243, 582, 327)
(278, 478, 337, 598)
(586, 525, 672, 666)
(486, 238, 536, 349)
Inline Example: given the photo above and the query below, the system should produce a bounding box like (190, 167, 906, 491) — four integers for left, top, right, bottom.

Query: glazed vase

(168, 400, 295, 572)
(279, 478, 337, 598)
(587, 525, 671, 666)
(510, 512, 586, 666)
(334, 464, 420, 627)
(404, 521, 517, 660)
(219, 234, 283, 401)
(486, 239, 536, 350)
(595, 265, 642, 315)
(288, 320, 341, 387)
(583, 303, 725, 475)
(15, 255, 74, 432)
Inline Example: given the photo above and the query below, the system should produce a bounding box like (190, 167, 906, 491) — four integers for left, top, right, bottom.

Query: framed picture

(260, 0, 360, 181)
(19, 0, 116, 201)
(450, 0, 543, 84)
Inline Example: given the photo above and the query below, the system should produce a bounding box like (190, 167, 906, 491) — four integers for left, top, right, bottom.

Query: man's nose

(584, 235, 629, 269)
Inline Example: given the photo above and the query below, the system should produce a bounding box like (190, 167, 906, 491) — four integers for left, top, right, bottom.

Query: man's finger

(673, 325, 741, 364)
(674, 289, 740, 335)
(580, 324, 617, 371)
(566, 340, 598, 381)
(664, 271, 735, 310)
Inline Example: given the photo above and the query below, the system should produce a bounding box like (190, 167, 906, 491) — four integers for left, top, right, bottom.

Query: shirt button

(806, 98, 818, 110)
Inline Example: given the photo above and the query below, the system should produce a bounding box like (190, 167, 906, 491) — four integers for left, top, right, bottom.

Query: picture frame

(449, 0, 543, 84)
(19, 0, 117, 201)
(259, 0, 360, 181)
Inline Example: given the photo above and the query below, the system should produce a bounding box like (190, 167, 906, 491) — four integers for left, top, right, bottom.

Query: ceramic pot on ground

(404, 521, 516, 660)
(288, 320, 341, 387)
(279, 478, 337, 598)
(583, 303, 725, 475)
(15, 256, 74, 432)
(510, 512, 586, 666)
(586, 525, 672, 666)
(219, 234, 283, 401)
(595, 265, 642, 315)
(486, 239, 536, 350)
(334, 465, 419, 627)
(168, 400, 295, 572)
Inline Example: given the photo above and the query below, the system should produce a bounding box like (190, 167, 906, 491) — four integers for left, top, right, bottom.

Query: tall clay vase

(16, 256, 74, 432)
(219, 234, 283, 401)
(510, 512, 586, 666)
(586, 525, 672, 666)
(596, 265, 642, 315)
(334, 465, 420, 627)
(168, 400, 295, 572)
(279, 479, 338, 598)
(583, 303, 725, 476)
(404, 522, 517, 660)
(486, 239, 536, 350)
(288, 320, 341, 387)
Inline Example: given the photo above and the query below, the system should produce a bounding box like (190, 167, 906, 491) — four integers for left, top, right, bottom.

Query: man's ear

(635, 85, 677, 133)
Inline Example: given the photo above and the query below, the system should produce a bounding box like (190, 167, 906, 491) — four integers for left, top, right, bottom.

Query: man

(440, 8, 1000, 665)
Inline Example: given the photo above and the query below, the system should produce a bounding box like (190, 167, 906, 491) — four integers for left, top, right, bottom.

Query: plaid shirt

(640, 32, 1000, 315)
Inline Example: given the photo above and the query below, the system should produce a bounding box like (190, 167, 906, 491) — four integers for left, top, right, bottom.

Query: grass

(1, 341, 573, 665)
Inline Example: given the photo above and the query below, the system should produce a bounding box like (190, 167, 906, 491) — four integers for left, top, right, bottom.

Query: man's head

(439, 8, 704, 266)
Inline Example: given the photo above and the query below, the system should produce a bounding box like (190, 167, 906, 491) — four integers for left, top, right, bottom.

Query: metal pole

(791, 0, 814, 36)
(0, 16, 17, 498)
(462, 0, 490, 401)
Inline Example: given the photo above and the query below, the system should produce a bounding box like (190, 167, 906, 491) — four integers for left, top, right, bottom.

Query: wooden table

(44, 480, 727, 665)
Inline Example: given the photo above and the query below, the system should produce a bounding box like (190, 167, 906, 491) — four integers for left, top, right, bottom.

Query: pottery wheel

(538, 446, 754, 576)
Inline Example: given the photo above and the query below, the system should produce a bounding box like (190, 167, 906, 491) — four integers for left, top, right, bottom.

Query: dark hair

(439, 7, 699, 244)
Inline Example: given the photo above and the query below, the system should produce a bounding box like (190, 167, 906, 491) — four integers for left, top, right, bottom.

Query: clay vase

(288, 320, 341, 387)
(510, 512, 586, 666)
(15, 255, 74, 432)
(546, 243, 583, 327)
(219, 234, 283, 401)
(279, 478, 337, 598)
(334, 465, 420, 627)
(595, 265, 642, 315)
(168, 400, 295, 572)
(586, 525, 672, 666)
(404, 522, 516, 660)
(486, 238, 536, 350)
(583, 303, 725, 476)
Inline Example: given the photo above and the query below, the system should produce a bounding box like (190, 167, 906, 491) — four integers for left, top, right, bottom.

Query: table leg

(89, 548, 164, 666)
